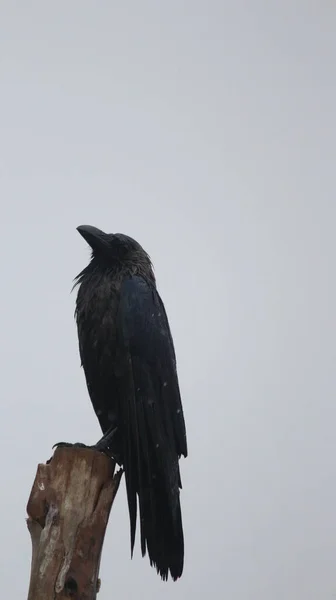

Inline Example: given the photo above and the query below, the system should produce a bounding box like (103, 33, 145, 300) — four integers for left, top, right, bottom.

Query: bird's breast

(76, 273, 123, 355)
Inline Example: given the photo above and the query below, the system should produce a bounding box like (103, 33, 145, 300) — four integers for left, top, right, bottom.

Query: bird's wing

(117, 276, 187, 457)
(115, 275, 187, 570)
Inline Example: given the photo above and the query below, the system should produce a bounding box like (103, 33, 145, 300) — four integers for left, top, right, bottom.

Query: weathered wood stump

(26, 446, 122, 600)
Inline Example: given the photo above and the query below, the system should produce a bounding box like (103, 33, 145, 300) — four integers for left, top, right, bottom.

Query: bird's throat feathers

(74, 250, 156, 290)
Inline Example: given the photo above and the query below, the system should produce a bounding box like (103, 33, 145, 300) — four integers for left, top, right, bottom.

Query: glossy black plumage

(74, 226, 187, 581)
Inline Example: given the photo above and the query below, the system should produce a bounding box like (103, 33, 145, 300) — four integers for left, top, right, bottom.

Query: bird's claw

(53, 442, 73, 449)
(52, 442, 89, 450)
(52, 439, 121, 464)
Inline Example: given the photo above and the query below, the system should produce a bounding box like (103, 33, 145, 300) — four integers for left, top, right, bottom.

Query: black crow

(74, 225, 187, 581)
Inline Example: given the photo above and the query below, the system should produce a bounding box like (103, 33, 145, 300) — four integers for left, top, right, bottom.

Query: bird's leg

(93, 426, 122, 463)
(94, 426, 118, 451)
(53, 427, 121, 462)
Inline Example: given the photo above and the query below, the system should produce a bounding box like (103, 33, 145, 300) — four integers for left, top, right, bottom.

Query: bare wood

(26, 446, 122, 600)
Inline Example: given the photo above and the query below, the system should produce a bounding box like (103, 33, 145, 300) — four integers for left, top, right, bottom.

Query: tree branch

(26, 446, 122, 599)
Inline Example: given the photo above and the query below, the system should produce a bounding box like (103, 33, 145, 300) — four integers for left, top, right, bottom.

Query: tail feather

(121, 363, 184, 581)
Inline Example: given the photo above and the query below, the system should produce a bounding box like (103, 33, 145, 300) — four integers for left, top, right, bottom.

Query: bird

(74, 225, 187, 581)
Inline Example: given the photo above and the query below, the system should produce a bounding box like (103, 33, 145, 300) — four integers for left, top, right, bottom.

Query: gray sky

(1, 2, 335, 599)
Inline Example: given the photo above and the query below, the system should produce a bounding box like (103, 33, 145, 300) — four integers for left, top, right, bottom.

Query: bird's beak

(76, 225, 110, 251)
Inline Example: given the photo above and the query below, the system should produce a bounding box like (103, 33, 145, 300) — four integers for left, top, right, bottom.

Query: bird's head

(76, 225, 155, 280)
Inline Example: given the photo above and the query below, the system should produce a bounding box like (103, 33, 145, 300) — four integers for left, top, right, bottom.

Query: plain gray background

(1, 2, 335, 599)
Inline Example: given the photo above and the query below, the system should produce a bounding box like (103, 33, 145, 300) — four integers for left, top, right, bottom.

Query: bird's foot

(52, 441, 89, 450)
(53, 432, 121, 463)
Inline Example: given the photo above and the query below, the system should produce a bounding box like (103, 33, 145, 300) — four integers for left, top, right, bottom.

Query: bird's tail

(122, 381, 185, 580)
(135, 454, 184, 581)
